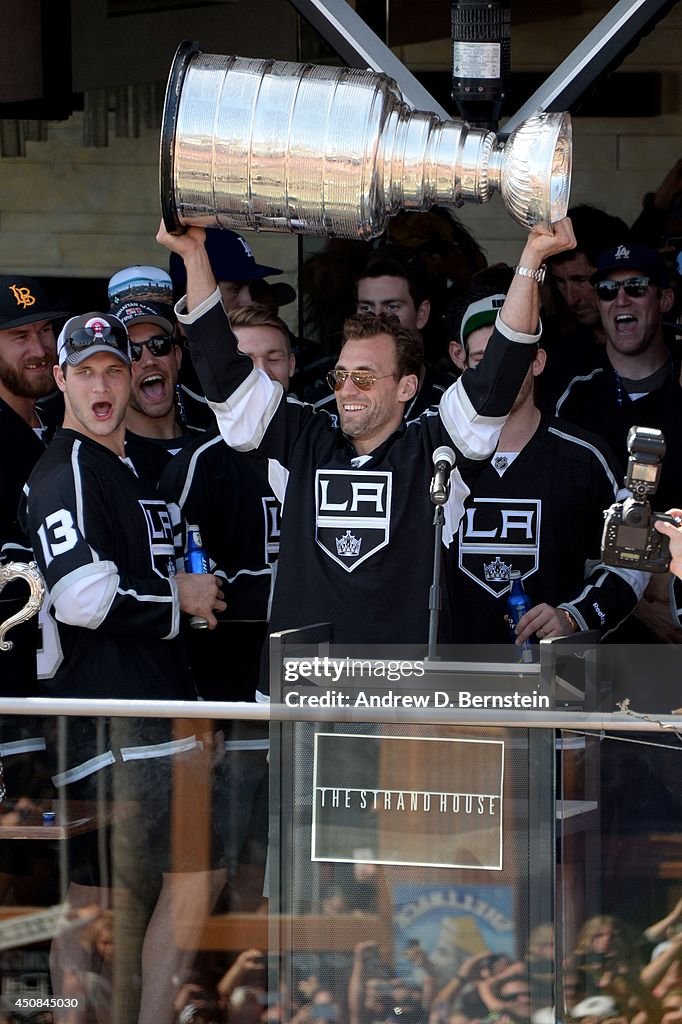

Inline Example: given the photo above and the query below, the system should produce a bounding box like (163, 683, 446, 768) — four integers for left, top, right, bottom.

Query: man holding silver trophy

(152, 41, 576, 675)
(158, 215, 576, 679)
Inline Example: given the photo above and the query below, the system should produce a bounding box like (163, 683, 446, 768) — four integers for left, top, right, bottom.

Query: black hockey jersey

(555, 359, 682, 513)
(159, 429, 279, 700)
(20, 429, 195, 699)
(124, 426, 204, 490)
(180, 290, 539, 654)
(444, 417, 644, 644)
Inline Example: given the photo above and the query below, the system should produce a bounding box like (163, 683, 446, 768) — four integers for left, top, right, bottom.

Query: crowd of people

(1, 161, 682, 1023)
(2, 167, 682, 703)
(124, 902, 682, 1024)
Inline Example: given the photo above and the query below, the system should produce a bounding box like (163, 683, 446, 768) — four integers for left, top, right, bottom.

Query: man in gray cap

(22, 310, 224, 697)
(20, 312, 226, 1021)
(0, 275, 65, 695)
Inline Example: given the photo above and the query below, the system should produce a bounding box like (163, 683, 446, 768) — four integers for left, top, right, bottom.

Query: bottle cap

(42, 811, 56, 824)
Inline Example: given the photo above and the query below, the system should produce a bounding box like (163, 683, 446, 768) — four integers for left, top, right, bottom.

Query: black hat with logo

(0, 276, 66, 330)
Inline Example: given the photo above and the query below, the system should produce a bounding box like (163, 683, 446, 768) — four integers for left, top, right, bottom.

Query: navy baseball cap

(590, 243, 670, 287)
(58, 313, 131, 368)
(169, 229, 282, 293)
(0, 276, 66, 330)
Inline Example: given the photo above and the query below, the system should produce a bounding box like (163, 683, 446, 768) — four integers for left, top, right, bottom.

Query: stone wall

(0, 111, 300, 321)
(1, 107, 679, 285)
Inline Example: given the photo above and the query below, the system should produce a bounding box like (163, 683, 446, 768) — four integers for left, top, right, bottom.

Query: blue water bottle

(184, 524, 210, 630)
(507, 569, 535, 662)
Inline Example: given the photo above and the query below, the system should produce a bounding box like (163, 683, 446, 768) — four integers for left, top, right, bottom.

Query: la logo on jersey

(138, 499, 176, 578)
(262, 495, 281, 565)
(458, 497, 541, 596)
(315, 469, 392, 572)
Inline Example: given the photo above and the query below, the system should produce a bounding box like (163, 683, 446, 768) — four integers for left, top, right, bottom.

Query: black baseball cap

(57, 313, 131, 368)
(590, 243, 670, 287)
(0, 276, 66, 330)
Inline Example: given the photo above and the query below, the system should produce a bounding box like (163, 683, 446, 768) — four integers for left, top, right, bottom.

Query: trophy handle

(0, 561, 45, 653)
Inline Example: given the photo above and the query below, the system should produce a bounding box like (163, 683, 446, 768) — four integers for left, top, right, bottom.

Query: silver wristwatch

(514, 264, 547, 285)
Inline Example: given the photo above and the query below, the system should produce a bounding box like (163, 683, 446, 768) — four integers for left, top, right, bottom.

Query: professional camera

(602, 426, 679, 572)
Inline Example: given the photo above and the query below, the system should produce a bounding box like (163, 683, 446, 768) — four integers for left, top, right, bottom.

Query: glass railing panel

(558, 667, 682, 1024)
(0, 710, 269, 1024)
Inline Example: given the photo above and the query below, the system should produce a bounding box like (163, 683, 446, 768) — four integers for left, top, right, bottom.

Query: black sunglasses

(129, 334, 174, 362)
(594, 276, 650, 302)
(63, 320, 130, 358)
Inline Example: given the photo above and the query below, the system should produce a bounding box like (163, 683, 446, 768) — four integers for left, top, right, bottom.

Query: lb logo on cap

(9, 284, 36, 309)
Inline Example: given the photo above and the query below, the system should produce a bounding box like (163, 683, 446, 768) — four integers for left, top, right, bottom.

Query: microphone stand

(427, 492, 448, 662)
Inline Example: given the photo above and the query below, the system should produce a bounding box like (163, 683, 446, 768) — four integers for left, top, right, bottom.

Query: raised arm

(440, 218, 577, 461)
(156, 222, 216, 311)
(498, 218, 576, 335)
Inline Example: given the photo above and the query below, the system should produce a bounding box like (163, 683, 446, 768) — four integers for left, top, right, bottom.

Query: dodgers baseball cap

(169, 229, 282, 292)
(590, 243, 670, 287)
(109, 300, 174, 336)
(460, 294, 506, 344)
(57, 313, 131, 368)
(0, 276, 67, 330)
(108, 265, 174, 307)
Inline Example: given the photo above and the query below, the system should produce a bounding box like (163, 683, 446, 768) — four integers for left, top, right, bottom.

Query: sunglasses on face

(129, 334, 174, 362)
(594, 277, 650, 301)
(326, 369, 395, 392)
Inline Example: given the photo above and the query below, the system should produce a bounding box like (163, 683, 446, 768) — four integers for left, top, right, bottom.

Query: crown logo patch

(484, 556, 512, 582)
(336, 530, 362, 557)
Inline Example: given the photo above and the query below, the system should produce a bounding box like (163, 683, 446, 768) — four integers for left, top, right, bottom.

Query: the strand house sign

(311, 733, 504, 870)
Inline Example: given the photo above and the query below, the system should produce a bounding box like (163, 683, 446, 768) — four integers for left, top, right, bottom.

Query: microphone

(430, 446, 457, 506)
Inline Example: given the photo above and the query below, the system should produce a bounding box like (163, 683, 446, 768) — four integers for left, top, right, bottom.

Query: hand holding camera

(654, 507, 682, 579)
(602, 426, 681, 572)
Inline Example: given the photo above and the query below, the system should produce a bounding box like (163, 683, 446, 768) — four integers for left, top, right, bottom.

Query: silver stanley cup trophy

(161, 41, 571, 238)
(0, 561, 45, 653)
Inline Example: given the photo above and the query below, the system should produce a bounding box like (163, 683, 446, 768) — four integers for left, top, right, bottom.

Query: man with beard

(0, 275, 65, 694)
(109, 298, 202, 486)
